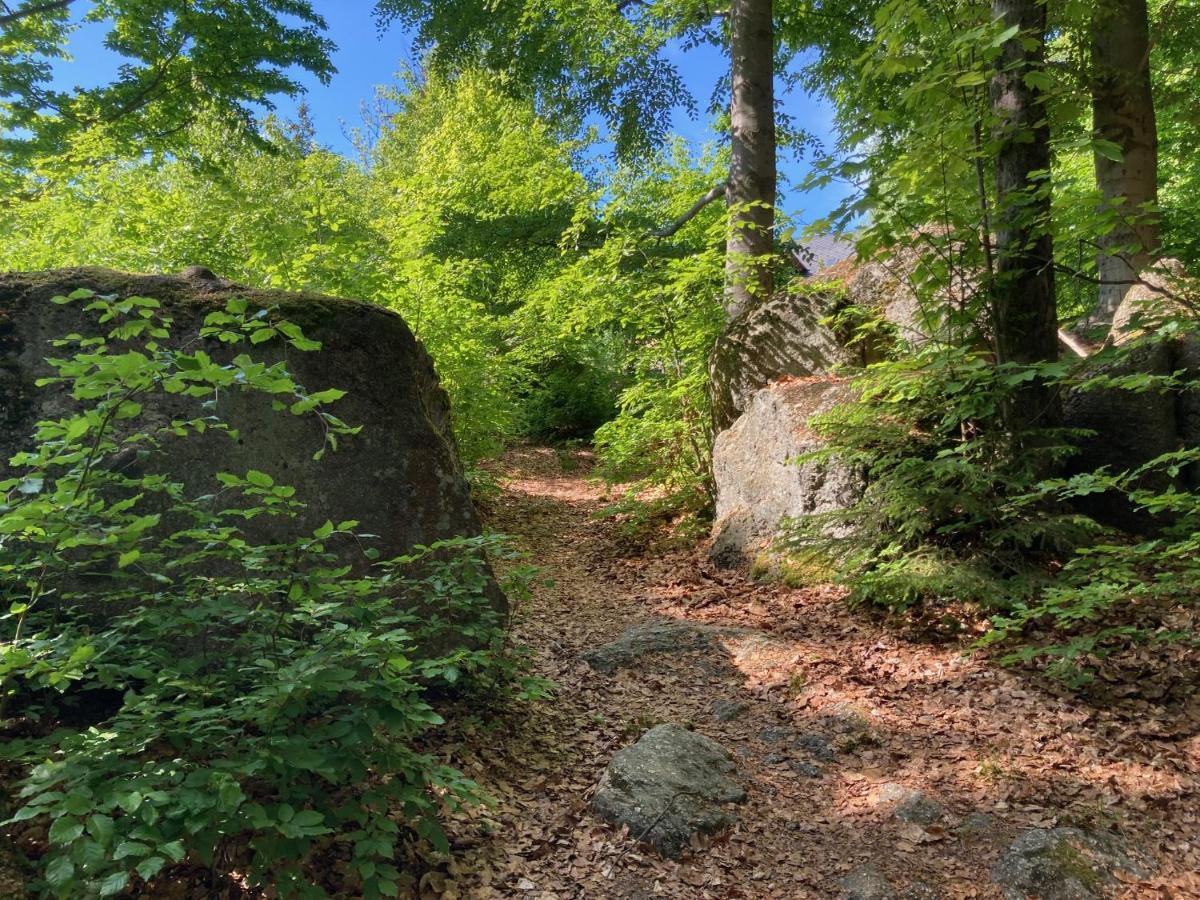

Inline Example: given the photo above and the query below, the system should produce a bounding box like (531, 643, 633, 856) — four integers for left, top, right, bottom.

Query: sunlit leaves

(374, 0, 688, 159)
(0, 0, 335, 162)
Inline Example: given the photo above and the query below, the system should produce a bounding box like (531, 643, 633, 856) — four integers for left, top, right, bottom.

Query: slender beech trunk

(990, 0, 1061, 435)
(1091, 0, 1160, 321)
(725, 0, 776, 320)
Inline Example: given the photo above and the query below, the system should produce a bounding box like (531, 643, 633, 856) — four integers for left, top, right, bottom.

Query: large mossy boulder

(710, 377, 861, 566)
(0, 267, 500, 609)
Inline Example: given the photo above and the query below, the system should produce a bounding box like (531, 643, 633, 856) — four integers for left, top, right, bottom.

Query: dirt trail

(425, 447, 1200, 899)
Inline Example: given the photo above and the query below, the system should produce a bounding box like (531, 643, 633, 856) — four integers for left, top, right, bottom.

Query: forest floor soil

(421, 446, 1200, 899)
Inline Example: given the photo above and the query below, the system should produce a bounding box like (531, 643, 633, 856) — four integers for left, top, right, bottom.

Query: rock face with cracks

(709, 288, 858, 430)
(842, 241, 965, 348)
(709, 239, 963, 431)
(0, 267, 502, 618)
(711, 377, 862, 565)
(707, 235, 971, 563)
(593, 724, 745, 858)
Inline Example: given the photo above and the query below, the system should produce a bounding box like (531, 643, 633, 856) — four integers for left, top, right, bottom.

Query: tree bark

(725, 0, 776, 319)
(990, 0, 1061, 434)
(1091, 0, 1160, 321)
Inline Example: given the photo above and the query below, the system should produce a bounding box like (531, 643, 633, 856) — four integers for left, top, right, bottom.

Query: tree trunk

(1091, 0, 1160, 322)
(725, 0, 776, 320)
(990, 0, 1061, 435)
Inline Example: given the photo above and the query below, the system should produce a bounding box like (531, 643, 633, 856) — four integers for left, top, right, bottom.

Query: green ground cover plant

(0, 290, 539, 897)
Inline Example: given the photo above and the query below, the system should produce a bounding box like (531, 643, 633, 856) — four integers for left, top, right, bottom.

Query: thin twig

(603, 787, 705, 876)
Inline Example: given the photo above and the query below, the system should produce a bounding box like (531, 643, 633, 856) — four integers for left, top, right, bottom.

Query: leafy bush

(521, 342, 624, 443)
(786, 308, 1200, 683)
(981, 310, 1200, 683)
(783, 345, 1094, 613)
(0, 291, 535, 897)
(369, 69, 592, 462)
(981, 445, 1200, 684)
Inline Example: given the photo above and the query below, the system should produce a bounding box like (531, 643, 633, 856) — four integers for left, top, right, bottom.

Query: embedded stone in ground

(992, 828, 1151, 900)
(796, 733, 837, 762)
(956, 812, 995, 838)
(822, 704, 872, 734)
(711, 700, 750, 722)
(840, 864, 897, 900)
(875, 784, 944, 827)
(760, 728, 836, 770)
(759, 725, 796, 744)
(582, 621, 755, 674)
(592, 724, 746, 858)
(790, 761, 824, 778)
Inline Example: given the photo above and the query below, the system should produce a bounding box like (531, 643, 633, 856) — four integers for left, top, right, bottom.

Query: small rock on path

(593, 724, 746, 858)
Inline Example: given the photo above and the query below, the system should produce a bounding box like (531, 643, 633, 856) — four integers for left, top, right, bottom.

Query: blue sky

(55, 2, 849, 224)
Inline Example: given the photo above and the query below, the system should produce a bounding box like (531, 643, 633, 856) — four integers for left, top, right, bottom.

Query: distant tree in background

(372, 0, 781, 318)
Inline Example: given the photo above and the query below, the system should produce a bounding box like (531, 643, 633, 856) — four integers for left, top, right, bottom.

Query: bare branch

(651, 181, 726, 239)
(1057, 329, 1091, 358)
(1053, 262, 1168, 292)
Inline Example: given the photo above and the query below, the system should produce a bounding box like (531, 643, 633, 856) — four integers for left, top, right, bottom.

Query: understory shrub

(980, 443, 1200, 682)
(785, 307, 1200, 683)
(982, 307, 1200, 681)
(783, 345, 1094, 612)
(521, 340, 624, 442)
(0, 291, 537, 898)
(588, 243, 725, 519)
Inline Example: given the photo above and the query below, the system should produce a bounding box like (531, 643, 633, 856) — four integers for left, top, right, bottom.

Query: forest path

(423, 447, 1199, 899)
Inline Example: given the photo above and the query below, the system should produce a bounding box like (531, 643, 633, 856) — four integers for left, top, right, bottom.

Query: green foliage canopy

(0, 0, 335, 160)
(0, 70, 729, 495)
(373, 0, 691, 159)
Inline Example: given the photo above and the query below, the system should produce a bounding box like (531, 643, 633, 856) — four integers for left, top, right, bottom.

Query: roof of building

(792, 233, 857, 275)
